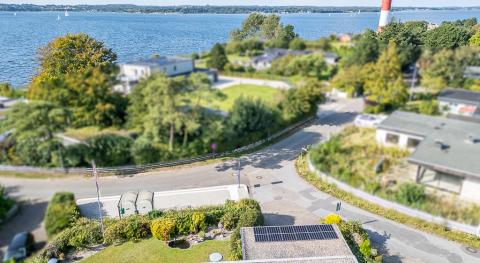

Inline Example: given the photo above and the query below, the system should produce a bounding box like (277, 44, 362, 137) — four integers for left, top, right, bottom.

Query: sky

(2, 1, 479, 8)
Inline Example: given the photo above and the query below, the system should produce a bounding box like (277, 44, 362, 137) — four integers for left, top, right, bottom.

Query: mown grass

(81, 239, 230, 263)
(64, 126, 131, 141)
(206, 84, 281, 112)
(296, 155, 480, 249)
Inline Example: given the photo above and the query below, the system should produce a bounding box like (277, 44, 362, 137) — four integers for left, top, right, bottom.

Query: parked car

(3, 232, 35, 262)
(354, 114, 387, 128)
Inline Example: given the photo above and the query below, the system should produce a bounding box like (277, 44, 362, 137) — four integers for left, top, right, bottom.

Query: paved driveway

(1, 97, 480, 262)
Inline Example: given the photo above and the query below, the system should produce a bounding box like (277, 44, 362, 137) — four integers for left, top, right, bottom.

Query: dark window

(386, 133, 399, 144)
(407, 138, 421, 148)
(173, 66, 177, 71)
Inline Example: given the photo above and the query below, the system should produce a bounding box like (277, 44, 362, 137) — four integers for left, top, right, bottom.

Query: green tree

(28, 33, 124, 127)
(289, 38, 307, 50)
(423, 23, 472, 51)
(207, 43, 229, 70)
(280, 80, 325, 121)
(419, 47, 480, 90)
(225, 97, 275, 143)
(2, 102, 69, 166)
(378, 22, 423, 68)
(344, 30, 379, 66)
(364, 43, 408, 111)
(470, 31, 480, 47)
(331, 65, 366, 96)
(260, 14, 281, 40)
(271, 24, 297, 49)
(0, 83, 15, 98)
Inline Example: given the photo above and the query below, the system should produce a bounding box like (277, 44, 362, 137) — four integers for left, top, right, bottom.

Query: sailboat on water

(57, 15, 61, 21)
(65, 9, 69, 17)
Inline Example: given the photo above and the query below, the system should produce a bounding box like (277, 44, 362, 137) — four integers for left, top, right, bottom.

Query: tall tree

(378, 22, 423, 68)
(343, 30, 379, 66)
(470, 31, 480, 47)
(28, 33, 124, 127)
(423, 23, 472, 52)
(1, 102, 69, 166)
(208, 43, 229, 70)
(364, 43, 408, 111)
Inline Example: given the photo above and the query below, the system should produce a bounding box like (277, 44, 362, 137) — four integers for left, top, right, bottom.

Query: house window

(386, 133, 399, 144)
(407, 138, 421, 148)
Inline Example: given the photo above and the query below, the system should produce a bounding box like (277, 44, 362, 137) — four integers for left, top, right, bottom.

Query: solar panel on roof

(253, 225, 339, 243)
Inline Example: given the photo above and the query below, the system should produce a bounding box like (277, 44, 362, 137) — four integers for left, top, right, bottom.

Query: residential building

(114, 56, 218, 94)
(323, 51, 339, 66)
(437, 88, 480, 121)
(376, 111, 480, 202)
(338, 33, 353, 43)
(250, 48, 311, 70)
(464, 66, 480, 79)
(239, 224, 357, 263)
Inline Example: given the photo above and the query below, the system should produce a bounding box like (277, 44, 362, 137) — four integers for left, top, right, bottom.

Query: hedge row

(34, 199, 263, 262)
(44, 192, 80, 237)
(296, 156, 480, 249)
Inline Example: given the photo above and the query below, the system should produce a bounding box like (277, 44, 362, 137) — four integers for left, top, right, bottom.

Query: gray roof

(438, 88, 480, 106)
(252, 48, 311, 64)
(126, 56, 192, 68)
(240, 225, 356, 263)
(465, 66, 480, 79)
(379, 111, 480, 179)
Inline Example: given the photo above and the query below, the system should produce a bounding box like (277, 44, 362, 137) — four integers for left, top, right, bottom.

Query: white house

(376, 111, 480, 202)
(437, 88, 480, 121)
(114, 56, 195, 94)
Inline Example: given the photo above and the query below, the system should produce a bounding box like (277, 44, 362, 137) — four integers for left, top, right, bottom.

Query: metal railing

(0, 116, 316, 176)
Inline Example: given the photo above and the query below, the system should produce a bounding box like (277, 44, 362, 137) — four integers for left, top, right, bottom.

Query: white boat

(57, 15, 61, 21)
(13, 12, 17, 16)
(65, 10, 69, 17)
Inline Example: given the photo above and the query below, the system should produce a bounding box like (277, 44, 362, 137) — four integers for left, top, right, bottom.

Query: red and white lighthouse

(378, 0, 392, 32)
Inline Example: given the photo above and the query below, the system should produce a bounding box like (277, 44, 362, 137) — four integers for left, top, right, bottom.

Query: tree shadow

(0, 200, 48, 258)
(366, 229, 403, 263)
(263, 213, 296, 226)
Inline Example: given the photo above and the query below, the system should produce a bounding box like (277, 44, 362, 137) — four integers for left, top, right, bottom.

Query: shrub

(395, 183, 426, 206)
(84, 134, 133, 167)
(0, 185, 14, 221)
(191, 212, 207, 233)
(44, 192, 80, 237)
(104, 215, 151, 245)
(151, 218, 176, 241)
(324, 213, 343, 225)
(229, 227, 243, 260)
(221, 199, 263, 230)
(360, 239, 372, 259)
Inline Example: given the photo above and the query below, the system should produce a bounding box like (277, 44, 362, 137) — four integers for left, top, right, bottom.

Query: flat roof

(240, 225, 357, 263)
(378, 111, 480, 179)
(438, 88, 480, 106)
(125, 56, 192, 67)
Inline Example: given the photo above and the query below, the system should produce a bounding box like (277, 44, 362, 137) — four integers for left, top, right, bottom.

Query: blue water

(1, 10, 480, 87)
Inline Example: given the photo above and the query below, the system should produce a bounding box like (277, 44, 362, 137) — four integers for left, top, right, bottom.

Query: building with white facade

(114, 56, 199, 94)
(376, 111, 480, 202)
(437, 88, 480, 122)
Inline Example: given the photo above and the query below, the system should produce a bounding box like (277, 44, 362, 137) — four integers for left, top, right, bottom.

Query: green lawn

(64, 126, 131, 141)
(206, 84, 281, 112)
(81, 239, 230, 263)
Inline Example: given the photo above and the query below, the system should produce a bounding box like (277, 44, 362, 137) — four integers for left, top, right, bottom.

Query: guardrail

(0, 116, 316, 176)
(307, 155, 480, 236)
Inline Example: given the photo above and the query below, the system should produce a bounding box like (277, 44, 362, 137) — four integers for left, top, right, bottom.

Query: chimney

(378, 0, 392, 32)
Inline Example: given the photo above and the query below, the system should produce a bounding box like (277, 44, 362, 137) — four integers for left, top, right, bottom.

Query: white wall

(376, 129, 423, 149)
(120, 64, 150, 82)
(151, 60, 194, 76)
(460, 177, 480, 203)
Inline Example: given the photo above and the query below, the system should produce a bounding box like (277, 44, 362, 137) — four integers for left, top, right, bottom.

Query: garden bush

(221, 199, 263, 230)
(229, 227, 243, 260)
(104, 215, 151, 245)
(191, 212, 207, 233)
(44, 192, 80, 237)
(324, 213, 343, 225)
(151, 217, 176, 241)
(394, 183, 426, 206)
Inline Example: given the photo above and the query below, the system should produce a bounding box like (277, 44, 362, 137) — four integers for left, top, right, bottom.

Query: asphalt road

(1, 98, 480, 263)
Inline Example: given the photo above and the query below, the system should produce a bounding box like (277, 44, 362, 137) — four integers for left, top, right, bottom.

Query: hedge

(44, 192, 80, 237)
(296, 155, 480, 249)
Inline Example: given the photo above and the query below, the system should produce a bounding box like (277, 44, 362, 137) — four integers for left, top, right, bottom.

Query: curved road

(1, 98, 479, 263)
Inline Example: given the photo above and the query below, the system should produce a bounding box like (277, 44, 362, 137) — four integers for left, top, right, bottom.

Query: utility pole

(92, 160, 105, 241)
(236, 158, 241, 188)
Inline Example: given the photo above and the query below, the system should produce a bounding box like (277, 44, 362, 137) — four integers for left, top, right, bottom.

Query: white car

(354, 114, 386, 128)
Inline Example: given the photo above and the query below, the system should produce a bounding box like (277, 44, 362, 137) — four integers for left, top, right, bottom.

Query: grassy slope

(206, 84, 280, 112)
(82, 239, 230, 263)
(64, 126, 131, 141)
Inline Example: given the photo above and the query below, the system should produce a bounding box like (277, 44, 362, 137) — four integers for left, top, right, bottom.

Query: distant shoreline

(1, 4, 480, 14)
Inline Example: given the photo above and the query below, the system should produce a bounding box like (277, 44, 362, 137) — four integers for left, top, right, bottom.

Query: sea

(1, 9, 480, 87)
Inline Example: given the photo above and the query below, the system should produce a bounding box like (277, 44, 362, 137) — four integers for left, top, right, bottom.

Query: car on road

(3, 232, 35, 262)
